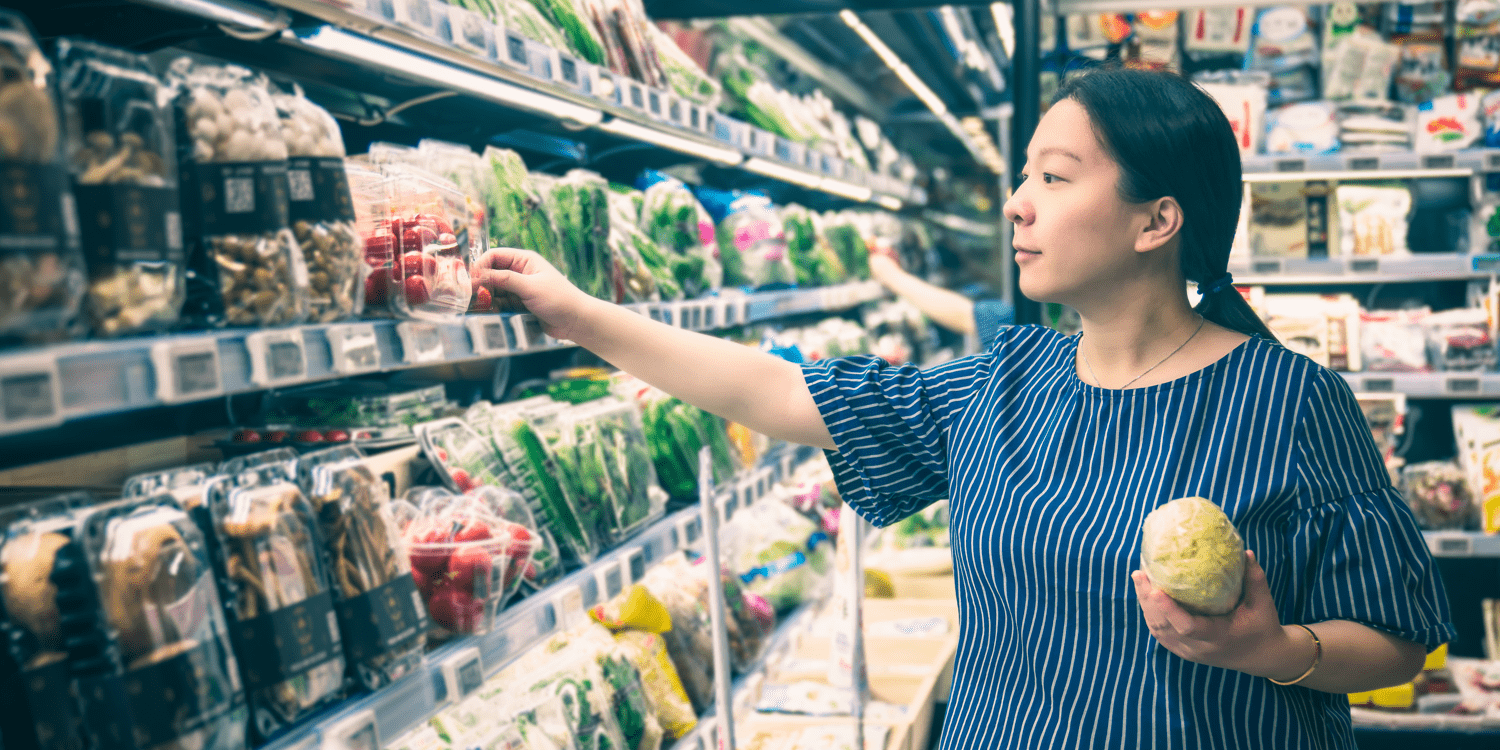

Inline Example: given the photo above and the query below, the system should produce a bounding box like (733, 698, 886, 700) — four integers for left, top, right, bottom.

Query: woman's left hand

(1132, 551, 1297, 678)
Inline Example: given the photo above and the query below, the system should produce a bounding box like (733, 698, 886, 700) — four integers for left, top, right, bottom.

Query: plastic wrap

(1401, 461, 1475, 530)
(361, 146, 476, 321)
(639, 175, 720, 296)
(721, 497, 829, 614)
(589, 585, 697, 739)
(717, 195, 795, 288)
(1361, 308, 1431, 372)
(482, 147, 564, 275)
(549, 397, 664, 545)
(543, 169, 612, 300)
(123, 463, 219, 508)
(628, 386, 739, 500)
(0, 12, 86, 343)
(1139, 497, 1246, 616)
(1337, 183, 1412, 256)
(607, 187, 673, 302)
(168, 58, 308, 328)
(1424, 307, 1496, 372)
(203, 464, 344, 739)
(819, 212, 867, 282)
(274, 86, 363, 323)
(58, 38, 182, 337)
(297, 446, 428, 690)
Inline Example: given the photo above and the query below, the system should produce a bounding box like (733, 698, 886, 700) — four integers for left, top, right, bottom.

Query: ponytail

(1195, 280, 1278, 341)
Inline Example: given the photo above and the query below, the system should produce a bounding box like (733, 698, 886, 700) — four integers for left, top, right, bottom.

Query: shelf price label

(0, 355, 63, 435)
(465, 316, 511, 357)
(509, 315, 545, 352)
(326, 324, 380, 375)
(396, 322, 446, 364)
(439, 646, 484, 703)
(321, 709, 377, 750)
(1432, 535, 1474, 557)
(1446, 376, 1482, 395)
(626, 548, 647, 582)
(599, 561, 624, 600)
(1251, 259, 1284, 275)
(150, 339, 223, 404)
(1349, 258, 1380, 274)
(246, 330, 308, 387)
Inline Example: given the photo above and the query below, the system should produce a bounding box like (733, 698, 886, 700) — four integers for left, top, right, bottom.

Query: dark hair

(1052, 68, 1277, 341)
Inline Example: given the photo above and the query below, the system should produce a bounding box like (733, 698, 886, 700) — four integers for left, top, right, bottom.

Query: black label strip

(286, 158, 356, 224)
(73, 184, 182, 271)
(232, 591, 341, 690)
(335, 574, 430, 663)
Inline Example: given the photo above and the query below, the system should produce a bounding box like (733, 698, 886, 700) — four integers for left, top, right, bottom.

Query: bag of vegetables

(639, 174, 720, 296)
(482, 147, 564, 275)
(541, 169, 612, 301)
(717, 194, 795, 288)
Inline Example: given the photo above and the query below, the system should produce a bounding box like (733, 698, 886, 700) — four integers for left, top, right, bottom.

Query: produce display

(1139, 497, 1246, 616)
(639, 174, 720, 296)
(58, 38, 183, 337)
(0, 11, 87, 344)
(717, 194, 795, 288)
(542, 169, 612, 301)
(616, 379, 740, 501)
(482, 146, 565, 278)
(168, 58, 308, 328)
(543, 396, 665, 545)
(203, 458, 345, 739)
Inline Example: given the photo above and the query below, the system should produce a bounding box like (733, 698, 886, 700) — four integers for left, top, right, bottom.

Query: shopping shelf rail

(1230, 253, 1500, 285)
(1423, 531, 1500, 558)
(0, 282, 885, 435)
(1340, 372, 1500, 399)
(256, 443, 820, 750)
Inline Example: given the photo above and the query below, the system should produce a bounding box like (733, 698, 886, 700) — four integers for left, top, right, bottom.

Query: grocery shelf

(260, 443, 818, 750)
(1240, 149, 1500, 179)
(1231, 253, 1500, 285)
(1423, 531, 1500, 558)
(1340, 372, 1500, 399)
(0, 282, 885, 436)
(136, 0, 917, 207)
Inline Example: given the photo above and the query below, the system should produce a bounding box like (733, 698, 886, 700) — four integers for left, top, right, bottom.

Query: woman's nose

(1003, 188, 1030, 226)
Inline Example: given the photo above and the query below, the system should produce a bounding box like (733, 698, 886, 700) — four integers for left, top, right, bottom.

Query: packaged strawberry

(390, 489, 538, 638)
(200, 461, 345, 740)
(464, 484, 557, 593)
(296, 445, 428, 690)
(359, 145, 476, 322)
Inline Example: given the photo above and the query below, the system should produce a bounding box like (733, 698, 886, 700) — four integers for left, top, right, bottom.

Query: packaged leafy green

(554, 398, 665, 546)
(502, 0, 572, 53)
(639, 176, 720, 296)
(482, 147, 564, 273)
(780, 204, 834, 286)
(717, 195, 795, 288)
(622, 381, 739, 501)
(525, 0, 606, 65)
(820, 211, 868, 281)
(541, 169, 611, 301)
(722, 497, 830, 614)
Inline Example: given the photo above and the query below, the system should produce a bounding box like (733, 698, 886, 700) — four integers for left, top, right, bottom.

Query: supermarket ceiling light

(820, 178, 874, 202)
(596, 118, 744, 165)
(296, 26, 603, 127)
(742, 157, 822, 189)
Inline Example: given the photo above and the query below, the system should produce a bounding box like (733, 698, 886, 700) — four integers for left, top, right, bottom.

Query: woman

(474, 68, 1453, 749)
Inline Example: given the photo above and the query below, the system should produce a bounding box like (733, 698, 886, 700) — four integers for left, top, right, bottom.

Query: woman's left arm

(1133, 551, 1429, 693)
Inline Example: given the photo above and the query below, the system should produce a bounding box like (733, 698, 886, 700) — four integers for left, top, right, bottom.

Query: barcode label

(287, 169, 314, 202)
(412, 590, 426, 618)
(224, 177, 255, 214)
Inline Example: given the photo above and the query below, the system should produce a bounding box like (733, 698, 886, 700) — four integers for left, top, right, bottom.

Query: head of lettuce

(1139, 497, 1246, 616)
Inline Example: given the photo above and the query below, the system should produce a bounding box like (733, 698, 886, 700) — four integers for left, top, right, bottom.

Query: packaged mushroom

(0, 11, 87, 344)
(72, 497, 247, 750)
(296, 445, 428, 690)
(57, 38, 184, 338)
(122, 463, 218, 509)
(166, 58, 309, 328)
(0, 495, 91, 750)
(273, 86, 364, 323)
(201, 461, 345, 740)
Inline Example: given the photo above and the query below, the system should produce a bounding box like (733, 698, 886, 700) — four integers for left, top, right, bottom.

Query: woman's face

(1004, 99, 1163, 305)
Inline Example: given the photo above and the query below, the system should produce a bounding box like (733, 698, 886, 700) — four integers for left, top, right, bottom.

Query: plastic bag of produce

(527, 0, 607, 65)
(1402, 461, 1475, 530)
(820, 211, 868, 280)
(543, 169, 612, 300)
(606, 187, 658, 302)
(639, 174, 720, 296)
(297, 446, 429, 690)
(482, 146, 565, 271)
(0, 496, 99, 750)
(503, 0, 572, 52)
(616, 377, 739, 500)
(1139, 496, 1246, 616)
(73, 497, 248, 750)
(646, 20, 719, 108)
(58, 38, 181, 337)
(721, 496, 830, 613)
(718, 195, 794, 288)
(273, 85, 364, 323)
(552, 397, 664, 545)
(0, 13, 86, 344)
(168, 58, 310, 328)
(202, 463, 344, 739)
(589, 585, 698, 739)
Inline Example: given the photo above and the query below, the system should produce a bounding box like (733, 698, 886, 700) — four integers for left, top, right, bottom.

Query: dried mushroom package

(122, 463, 218, 509)
(203, 466, 345, 739)
(273, 86, 363, 324)
(296, 445, 427, 690)
(57, 38, 183, 338)
(0, 496, 91, 750)
(74, 498, 246, 750)
(0, 11, 86, 344)
(167, 58, 309, 328)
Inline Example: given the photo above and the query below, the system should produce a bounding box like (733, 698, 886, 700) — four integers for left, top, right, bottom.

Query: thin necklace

(1079, 316, 1207, 390)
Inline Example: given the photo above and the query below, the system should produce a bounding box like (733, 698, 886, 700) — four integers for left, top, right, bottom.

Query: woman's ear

(1136, 196, 1184, 254)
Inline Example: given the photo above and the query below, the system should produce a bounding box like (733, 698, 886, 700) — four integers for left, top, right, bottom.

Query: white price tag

(0, 355, 62, 434)
(150, 339, 223, 403)
(715, 299, 733, 328)
(554, 585, 587, 630)
(326, 324, 380, 375)
(321, 709, 377, 750)
(598, 561, 624, 600)
(510, 315, 544, 351)
(625, 548, 647, 583)
(466, 317, 511, 356)
(397, 322, 446, 364)
(439, 646, 485, 703)
(245, 330, 308, 387)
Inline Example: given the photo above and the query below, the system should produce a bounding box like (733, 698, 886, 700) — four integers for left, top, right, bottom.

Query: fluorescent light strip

(297, 26, 602, 127)
(596, 118, 744, 165)
(743, 157, 822, 188)
(138, 0, 280, 31)
(820, 178, 874, 202)
(875, 195, 903, 211)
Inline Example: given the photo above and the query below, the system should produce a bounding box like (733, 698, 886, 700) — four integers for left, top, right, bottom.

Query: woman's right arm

(474, 247, 835, 450)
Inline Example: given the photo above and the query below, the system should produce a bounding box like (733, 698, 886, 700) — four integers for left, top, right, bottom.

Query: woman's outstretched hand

(1132, 551, 1309, 681)
(471, 247, 596, 341)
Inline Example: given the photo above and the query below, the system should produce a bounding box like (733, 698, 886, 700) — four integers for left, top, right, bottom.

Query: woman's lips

(1015, 246, 1040, 261)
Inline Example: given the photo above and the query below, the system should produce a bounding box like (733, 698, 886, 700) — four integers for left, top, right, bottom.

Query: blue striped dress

(803, 325, 1455, 750)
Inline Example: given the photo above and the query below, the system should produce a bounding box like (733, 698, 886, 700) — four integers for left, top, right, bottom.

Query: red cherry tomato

(402, 253, 424, 279)
(266, 430, 289, 443)
(426, 584, 484, 631)
(296, 430, 324, 443)
(404, 276, 429, 307)
(453, 519, 492, 543)
(324, 429, 351, 443)
(446, 545, 494, 595)
(233, 429, 262, 443)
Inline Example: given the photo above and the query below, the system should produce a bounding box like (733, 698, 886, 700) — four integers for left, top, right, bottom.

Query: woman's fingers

(1132, 572, 1177, 635)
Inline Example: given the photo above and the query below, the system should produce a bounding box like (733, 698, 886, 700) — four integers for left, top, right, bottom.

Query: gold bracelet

(1268, 624, 1322, 687)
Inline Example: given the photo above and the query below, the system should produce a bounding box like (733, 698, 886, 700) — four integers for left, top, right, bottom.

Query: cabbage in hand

(1139, 497, 1246, 616)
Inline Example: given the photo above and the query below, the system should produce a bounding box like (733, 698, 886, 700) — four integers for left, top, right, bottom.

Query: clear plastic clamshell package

(296, 445, 428, 690)
(273, 85, 364, 323)
(358, 145, 475, 321)
(57, 38, 183, 337)
(0, 11, 87, 344)
(200, 455, 345, 740)
(72, 497, 248, 750)
(0, 495, 94, 750)
(167, 58, 309, 328)
(122, 462, 218, 509)
(550, 397, 665, 547)
(389, 484, 540, 638)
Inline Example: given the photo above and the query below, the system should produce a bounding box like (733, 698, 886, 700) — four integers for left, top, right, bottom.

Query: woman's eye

(1042, 173, 1058, 184)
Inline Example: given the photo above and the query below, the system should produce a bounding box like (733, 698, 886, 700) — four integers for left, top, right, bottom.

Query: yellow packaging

(1370, 683, 1415, 709)
(1423, 643, 1448, 671)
